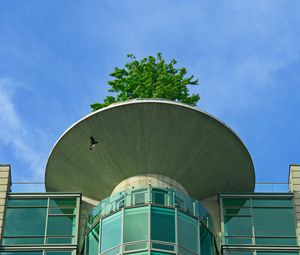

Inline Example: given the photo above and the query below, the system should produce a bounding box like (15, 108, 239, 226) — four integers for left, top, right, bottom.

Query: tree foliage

(91, 53, 200, 111)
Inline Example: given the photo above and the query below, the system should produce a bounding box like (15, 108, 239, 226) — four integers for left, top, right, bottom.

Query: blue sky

(0, 1, 300, 190)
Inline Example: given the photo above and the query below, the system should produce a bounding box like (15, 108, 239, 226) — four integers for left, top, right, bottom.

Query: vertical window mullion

(44, 197, 50, 245)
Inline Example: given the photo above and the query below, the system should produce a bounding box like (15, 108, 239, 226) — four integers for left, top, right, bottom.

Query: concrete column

(289, 164, 300, 244)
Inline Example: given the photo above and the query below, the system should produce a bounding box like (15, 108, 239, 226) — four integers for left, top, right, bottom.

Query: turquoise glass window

(86, 224, 99, 255)
(178, 212, 198, 253)
(3, 207, 47, 236)
(47, 215, 75, 236)
(226, 251, 253, 255)
(224, 216, 252, 236)
(200, 224, 214, 255)
(252, 198, 293, 207)
(151, 207, 175, 243)
(49, 198, 77, 207)
(253, 208, 296, 237)
(223, 198, 250, 207)
(100, 211, 122, 253)
(45, 252, 73, 255)
(6, 198, 47, 207)
(256, 252, 299, 255)
(0, 253, 43, 255)
(124, 207, 148, 242)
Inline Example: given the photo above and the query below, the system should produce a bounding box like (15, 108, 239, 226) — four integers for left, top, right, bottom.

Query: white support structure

(289, 164, 300, 243)
(0, 165, 11, 239)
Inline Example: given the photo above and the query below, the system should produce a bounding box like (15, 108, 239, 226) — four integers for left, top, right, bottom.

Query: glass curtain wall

(2, 194, 80, 246)
(220, 194, 297, 247)
(86, 205, 217, 255)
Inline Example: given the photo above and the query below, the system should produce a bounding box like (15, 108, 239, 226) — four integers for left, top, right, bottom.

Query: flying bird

(89, 136, 99, 150)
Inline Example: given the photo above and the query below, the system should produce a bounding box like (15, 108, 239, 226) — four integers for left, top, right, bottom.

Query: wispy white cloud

(0, 78, 46, 180)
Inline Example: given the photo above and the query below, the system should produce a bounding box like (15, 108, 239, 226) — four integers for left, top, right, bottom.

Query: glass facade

(2, 189, 300, 255)
(85, 188, 217, 255)
(0, 194, 80, 255)
(221, 194, 298, 255)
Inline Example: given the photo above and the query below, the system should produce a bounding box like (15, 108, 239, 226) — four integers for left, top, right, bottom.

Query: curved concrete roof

(45, 99, 255, 200)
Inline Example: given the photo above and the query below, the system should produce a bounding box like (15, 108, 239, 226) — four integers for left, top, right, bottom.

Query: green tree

(91, 53, 200, 111)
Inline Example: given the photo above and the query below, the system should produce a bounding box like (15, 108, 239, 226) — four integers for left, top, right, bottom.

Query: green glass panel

(86, 224, 99, 255)
(225, 237, 252, 245)
(101, 246, 120, 255)
(45, 253, 72, 255)
(47, 215, 75, 236)
(132, 190, 147, 205)
(49, 208, 76, 214)
(178, 246, 195, 255)
(226, 251, 253, 255)
(200, 225, 214, 255)
(3, 208, 47, 236)
(100, 211, 122, 253)
(151, 207, 175, 242)
(178, 212, 198, 253)
(257, 253, 299, 255)
(253, 208, 296, 237)
(151, 252, 171, 255)
(6, 198, 47, 207)
(224, 208, 251, 215)
(255, 237, 297, 245)
(128, 252, 148, 255)
(223, 198, 250, 208)
(49, 198, 77, 207)
(152, 189, 168, 205)
(47, 237, 73, 244)
(124, 207, 148, 242)
(152, 243, 174, 251)
(0, 253, 43, 255)
(252, 198, 293, 207)
(224, 216, 252, 236)
(124, 242, 147, 251)
(2, 237, 44, 245)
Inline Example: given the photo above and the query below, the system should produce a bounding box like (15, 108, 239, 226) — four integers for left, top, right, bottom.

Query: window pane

(200, 225, 214, 255)
(3, 208, 47, 236)
(152, 189, 168, 205)
(0, 253, 43, 255)
(47, 215, 75, 236)
(45, 252, 73, 255)
(253, 208, 296, 237)
(252, 198, 293, 207)
(256, 253, 300, 255)
(255, 237, 297, 245)
(101, 211, 122, 253)
(226, 251, 253, 255)
(178, 212, 198, 253)
(49, 198, 77, 207)
(151, 207, 175, 242)
(224, 208, 251, 215)
(2, 237, 44, 245)
(124, 207, 148, 242)
(6, 198, 47, 207)
(86, 224, 99, 255)
(223, 198, 250, 207)
(47, 237, 73, 244)
(49, 208, 75, 214)
(224, 216, 252, 236)
(151, 252, 172, 255)
(225, 237, 252, 245)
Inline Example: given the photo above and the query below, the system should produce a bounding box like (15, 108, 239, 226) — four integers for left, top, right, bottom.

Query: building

(0, 99, 299, 255)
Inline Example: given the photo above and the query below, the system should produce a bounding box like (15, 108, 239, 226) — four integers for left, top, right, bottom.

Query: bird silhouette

(89, 136, 99, 150)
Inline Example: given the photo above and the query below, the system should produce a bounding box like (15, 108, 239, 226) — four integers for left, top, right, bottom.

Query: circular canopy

(45, 99, 255, 201)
